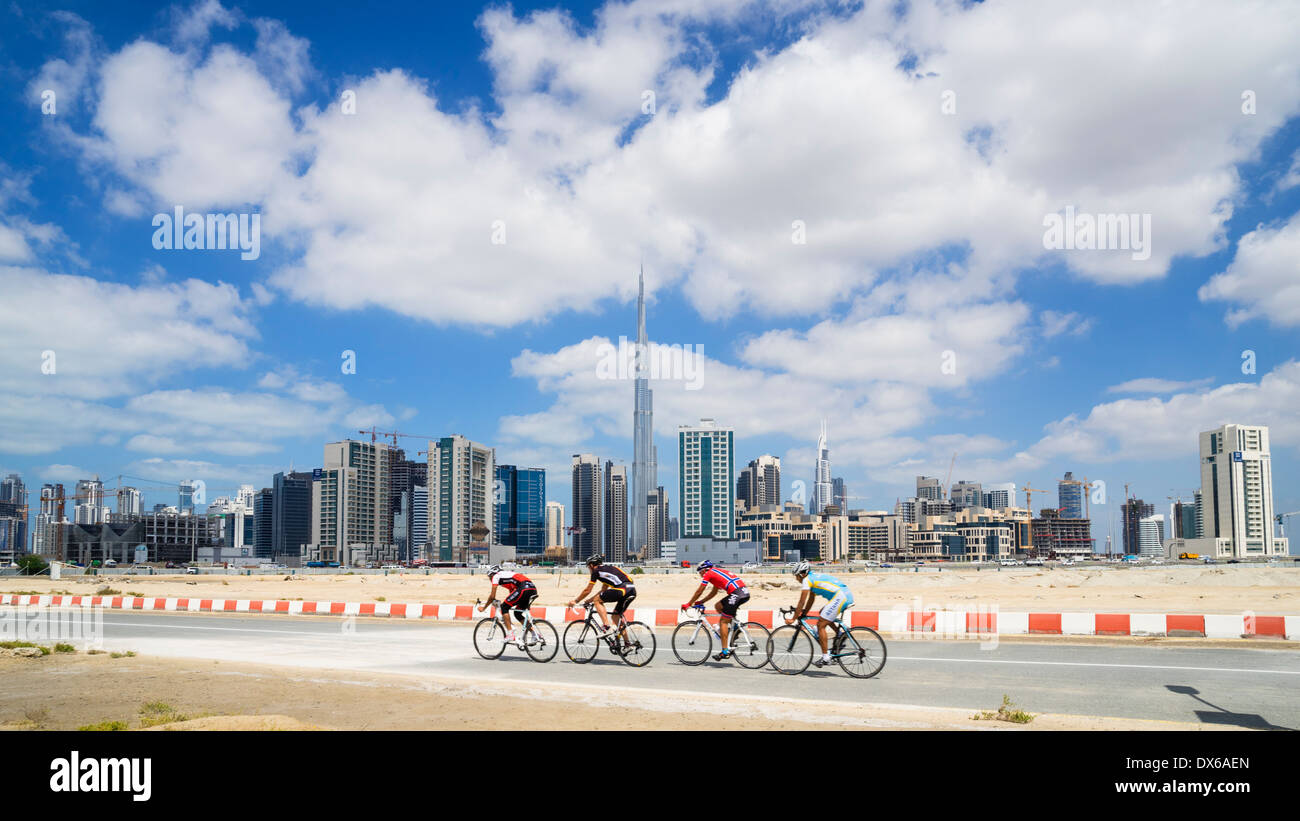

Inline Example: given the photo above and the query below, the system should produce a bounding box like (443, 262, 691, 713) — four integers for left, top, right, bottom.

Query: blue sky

(1, 0, 1299, 546)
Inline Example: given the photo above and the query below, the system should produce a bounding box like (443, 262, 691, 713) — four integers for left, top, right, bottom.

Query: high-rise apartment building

(75, 478, 107, 525)
(116, 486, 142, 517)
(679, 418, 735, 540)
(604, 462, 628, 561)
(916, 476, 944, 501)
(312, 440, 395, 565)
(428, 435, 495, 561)
(571, 454, 603, 563)
(253, 487, 274, 558)
(982, 483, 1015, 511)
(1198, 423, 1283, 557)
(646, 486, 669, 560)
(178, 480, 197, 514)
(950, 480, 983, 510)
(545, 501, 565, 549)
(832, 477, 847, 513)
(1138, 514, 1165, 556)
(737, 454, 781, 510)
(1121, 498, 1155, 555)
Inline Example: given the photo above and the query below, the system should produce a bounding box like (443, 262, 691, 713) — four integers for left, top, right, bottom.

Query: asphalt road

(81, 610, 1300, 729)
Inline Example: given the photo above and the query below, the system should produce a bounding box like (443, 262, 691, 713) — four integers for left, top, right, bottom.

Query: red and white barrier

(1, 593, 1295, 639)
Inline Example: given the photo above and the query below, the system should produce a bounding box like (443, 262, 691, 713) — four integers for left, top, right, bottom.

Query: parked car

(861, 560, 881, 567)
(742, 563, 760, 570)
(999, 560, 1017, 567)
(380, 564, 402, 570)
(104, 559, 118, 567)
(1025, 558, 1044, 567)
(185, 566, 199, 575)
(879, 562, 894, 568)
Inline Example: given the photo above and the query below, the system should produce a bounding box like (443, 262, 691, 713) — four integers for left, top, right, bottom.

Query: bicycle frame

(480, 600, 540, 644)
(573, 602, 631, 648)
(786, 609, 862, 659)
(680, 605, 749, 646)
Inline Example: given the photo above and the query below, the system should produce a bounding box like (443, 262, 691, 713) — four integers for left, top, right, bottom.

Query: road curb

(2, 593, 1296, 640)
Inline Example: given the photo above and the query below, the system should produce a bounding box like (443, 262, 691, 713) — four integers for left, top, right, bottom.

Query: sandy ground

(0, 652, 1233, 731)
(4, 565, 1299, 614)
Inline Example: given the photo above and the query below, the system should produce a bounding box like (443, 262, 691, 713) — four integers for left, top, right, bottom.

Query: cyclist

(568, 554, 637, 646)
(679, 560, 749, 661)
(787, 560, 854, 667)
(481, 564, 538, 643)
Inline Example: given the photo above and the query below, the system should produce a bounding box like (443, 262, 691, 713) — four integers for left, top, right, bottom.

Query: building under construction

(1030, 509, 1094, 557)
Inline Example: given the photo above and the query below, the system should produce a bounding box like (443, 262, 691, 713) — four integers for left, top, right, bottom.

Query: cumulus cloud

(1199, 211, 1300, 327)
(48, 0, 1300, 327)
(1107, 377, 1214, 395)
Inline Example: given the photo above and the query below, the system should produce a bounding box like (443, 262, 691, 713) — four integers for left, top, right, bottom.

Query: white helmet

(485, 564, 502, 576)
(792, 560, 811, 576)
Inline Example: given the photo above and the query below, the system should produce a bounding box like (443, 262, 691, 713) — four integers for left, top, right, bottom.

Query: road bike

(670, 603, 770, 669)
(767, 606, 886, 678)
(562, 602, 656, 667)
(472, 598, 559, 663)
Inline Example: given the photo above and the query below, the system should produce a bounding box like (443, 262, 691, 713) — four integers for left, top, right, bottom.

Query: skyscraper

(1121, 498, 1154, 555)
(737, 455, 781, 510)
(313, 439, 395, 565)
(629, 266, 657, 560)
(495, 465, 546, 556)
(272, 471, 313, 562)
(646, 486, 669, 560)
(605, 461, 628, 561)
(571, 454, 603, 563)
(1198, 423, 1282, 557)
(1058, 472, 1085, 519)
(429, 435, 496, 561)
(832, 477, 847, 512)
(679, 418, 735, 539)
(75, 478, 107, 525)
(916, 476, 944, 501)
(545, 501, 565, 550)
(950, 480, 983, 510)
(1138, 514, 1165, 556)
(253, 487, 274, 558)
(811, 421, 832, 514)
(116, 486, 142, 517)
(178, 480, 196, 514)
(0, 474, 28, 554)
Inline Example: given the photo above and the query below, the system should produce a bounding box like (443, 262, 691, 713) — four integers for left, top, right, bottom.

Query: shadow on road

(1165, 684, 1293, 731)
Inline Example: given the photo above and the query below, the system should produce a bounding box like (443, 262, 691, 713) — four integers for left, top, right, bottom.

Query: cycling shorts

(599, 585, 637, 615)
(717, 588, 750, 617)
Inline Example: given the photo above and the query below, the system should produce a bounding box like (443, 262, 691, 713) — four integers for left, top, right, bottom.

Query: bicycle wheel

(618, 621, 657, 668)
(473, 618, 506, 660)
(767, 625, 813, 675)
(563, 619, 600, 663)
(525, 619, 559, 663)
(671, 621, 712, 665)
(729, 622, 771, 669)
(836, 626, 887, 679)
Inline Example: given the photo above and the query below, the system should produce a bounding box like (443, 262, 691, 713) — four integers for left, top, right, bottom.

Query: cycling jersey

(699, 567, 747, 594)
(590, 564, 632, 590)
(490, 571, 534, 592)
(803, 572, 852, 602)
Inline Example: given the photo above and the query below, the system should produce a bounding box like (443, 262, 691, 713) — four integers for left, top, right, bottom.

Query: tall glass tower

(629, 265, 657, 559)
(812, 420, 832, 514)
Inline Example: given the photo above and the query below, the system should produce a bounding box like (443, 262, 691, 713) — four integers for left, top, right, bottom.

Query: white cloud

(1198, 211, 1300, 327)
(52, 0, 1300, 328)
(1040, 310, 1092, 339)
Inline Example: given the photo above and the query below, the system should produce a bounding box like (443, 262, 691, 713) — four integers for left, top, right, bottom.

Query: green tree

(17, 554, 48, 576)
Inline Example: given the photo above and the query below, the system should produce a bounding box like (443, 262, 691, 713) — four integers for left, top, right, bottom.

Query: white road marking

(889, 655, 1300, 675)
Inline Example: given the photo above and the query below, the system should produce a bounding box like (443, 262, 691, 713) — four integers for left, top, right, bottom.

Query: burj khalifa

(629, 265, 657, 559)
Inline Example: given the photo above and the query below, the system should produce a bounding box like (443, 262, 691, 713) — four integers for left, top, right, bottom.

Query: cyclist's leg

(595, 590, 617, 631)
(614, 590, 636, 645)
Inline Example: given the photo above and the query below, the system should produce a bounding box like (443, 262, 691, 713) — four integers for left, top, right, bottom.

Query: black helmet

(586, 554, 604, 566)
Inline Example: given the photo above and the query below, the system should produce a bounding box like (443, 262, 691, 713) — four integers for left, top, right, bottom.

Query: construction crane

(1021, 483, 1046, 557)
(1278, 511, 1300, 538)
(357, 428, 441, 447)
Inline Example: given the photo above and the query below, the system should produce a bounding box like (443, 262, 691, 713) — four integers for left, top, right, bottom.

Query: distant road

(92, 611, 1299, 729)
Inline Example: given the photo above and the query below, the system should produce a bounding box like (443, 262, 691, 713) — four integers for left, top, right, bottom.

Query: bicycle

(562, 602, 656, 667)
(670, 603, 770, 669)
(472, 598, 559, 663)
(767, 606, 886, 678)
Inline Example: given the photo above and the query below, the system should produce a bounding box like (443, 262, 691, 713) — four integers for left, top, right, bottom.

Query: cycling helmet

(697, 560, 715, 572)
(585, 554, 604, 566)
(792, 560, 811, 576)
(485, 564, 501, 576)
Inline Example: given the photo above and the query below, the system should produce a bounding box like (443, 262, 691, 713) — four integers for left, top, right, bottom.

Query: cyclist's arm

(682, 584, 704, 608)
(569, 581, 594, 607)
(484, 583, 498, 607)
(796, 589, 814, 619)
(697, 585, 720, 605)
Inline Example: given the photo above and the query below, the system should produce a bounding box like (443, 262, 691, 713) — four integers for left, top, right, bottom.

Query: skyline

(0, 0, 1299, 540)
